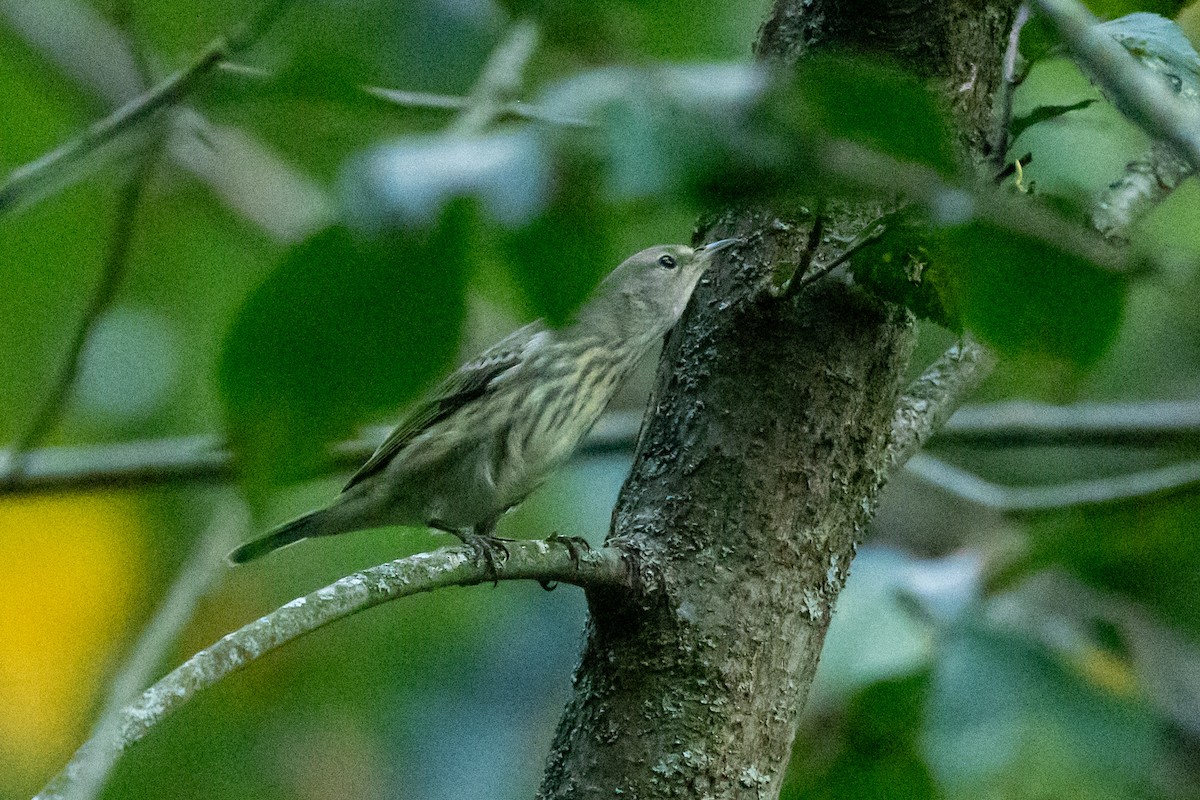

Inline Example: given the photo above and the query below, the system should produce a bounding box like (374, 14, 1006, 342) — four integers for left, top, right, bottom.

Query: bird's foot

(451, 530, 510, 586)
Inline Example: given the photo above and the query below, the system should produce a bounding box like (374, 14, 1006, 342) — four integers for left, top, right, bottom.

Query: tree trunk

(539, 3, 1019, 798)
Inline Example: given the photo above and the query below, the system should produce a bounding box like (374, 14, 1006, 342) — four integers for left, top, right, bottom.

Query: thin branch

(2, 133, 161, 488)
(0, 0, 300, 214)
(907, 452, 1200, 512)
(447, 20, 540, 138)
(0, 410, 644, 495)
(16, 395, 1200, 496)
(1032, 0, 1200, 172)
(62, 503, 243, 800)
(34, 539, 629, 800)
(991, 3, 1031, 166)
(794, 209, 893, 291)
(889, 337, 998, 469)
(937, 399, 1200, 447)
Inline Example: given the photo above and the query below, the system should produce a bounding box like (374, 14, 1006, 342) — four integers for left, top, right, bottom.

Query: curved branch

(907, 452, 1200, 511)
(34, 539, 629, 800)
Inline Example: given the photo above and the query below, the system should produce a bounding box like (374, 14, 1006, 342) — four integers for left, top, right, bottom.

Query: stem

(447, 20, 540, 138)
(907, 452, 1200, 511)
(3, 141, 161, 486)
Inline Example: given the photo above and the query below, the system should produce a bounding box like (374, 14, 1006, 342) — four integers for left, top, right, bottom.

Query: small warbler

(228, 238, 740, 565)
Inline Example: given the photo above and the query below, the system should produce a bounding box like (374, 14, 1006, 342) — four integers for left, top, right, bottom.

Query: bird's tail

(227, 510, 324, 565)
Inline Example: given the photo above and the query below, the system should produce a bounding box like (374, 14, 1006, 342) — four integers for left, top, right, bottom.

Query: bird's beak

(702, 237, 742, 254)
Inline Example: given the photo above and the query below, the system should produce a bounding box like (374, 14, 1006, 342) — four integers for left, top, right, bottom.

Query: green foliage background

(3, 1, 1200, 799)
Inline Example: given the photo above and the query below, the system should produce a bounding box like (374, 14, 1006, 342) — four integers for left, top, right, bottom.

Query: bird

(228, 237, 740, 566)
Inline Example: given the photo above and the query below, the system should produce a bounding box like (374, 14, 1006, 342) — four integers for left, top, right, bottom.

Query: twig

(0, 0, 300, 214)
(0, 410, 645, 496)
(447, 20, 540, 138)
(780, 201, 824, 298)
(991, 3, 1031, 166)
(216, 61, 590, 127)
(1032, 0, 1200, 172)
(2, 126, 161, 489)
(938, 399, 1200, 447)
(907, 452, 1200, 512)
(61, 503, 243, 800)
(794, 209, 894, 291)
(821, 139, 1136, 275)
(1092, 141, 1192, 243)
(889, 337, 998, 469)
(33, 539, 629, 800)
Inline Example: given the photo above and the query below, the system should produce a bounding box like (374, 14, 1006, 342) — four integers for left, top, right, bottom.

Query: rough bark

(539, 2, 1019, 798)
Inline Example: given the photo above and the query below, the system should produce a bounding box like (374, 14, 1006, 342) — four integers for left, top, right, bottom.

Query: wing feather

(342, 321, 544, 491)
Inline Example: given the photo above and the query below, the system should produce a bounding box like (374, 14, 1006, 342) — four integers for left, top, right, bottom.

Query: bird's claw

(547, 532, 592, 571)
(453, 531, 510, 586)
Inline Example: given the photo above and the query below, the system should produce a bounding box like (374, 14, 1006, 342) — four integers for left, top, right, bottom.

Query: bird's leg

(431, 519, 510, 586)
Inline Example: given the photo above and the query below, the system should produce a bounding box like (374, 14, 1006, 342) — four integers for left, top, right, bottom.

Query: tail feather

(227, 510, 324, 565)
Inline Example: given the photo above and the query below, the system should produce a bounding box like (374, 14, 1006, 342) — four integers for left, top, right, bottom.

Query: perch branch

(34, 539, 629, 800)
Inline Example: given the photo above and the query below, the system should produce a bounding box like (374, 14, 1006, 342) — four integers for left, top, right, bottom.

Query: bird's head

(584, 238, 741, 342)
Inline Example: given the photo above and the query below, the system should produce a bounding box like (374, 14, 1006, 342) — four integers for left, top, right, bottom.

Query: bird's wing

(342, 320, 545, 492)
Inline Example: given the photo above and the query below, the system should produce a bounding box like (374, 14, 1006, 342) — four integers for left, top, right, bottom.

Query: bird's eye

(657, 254, 678, 270)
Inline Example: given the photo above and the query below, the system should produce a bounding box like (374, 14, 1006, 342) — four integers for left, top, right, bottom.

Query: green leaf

(218, 208, 470, 495)
(502, 157, 614, 325)
(794, 55, 958, 176)
(848, 214, 958, 329)
(782, 674, 939, 800)
(937, 220, 1127, 366)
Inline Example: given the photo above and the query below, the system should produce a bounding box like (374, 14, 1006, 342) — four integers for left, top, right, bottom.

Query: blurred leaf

(793, 55, 958, 177)
(849, 215, 957, 329)
(494, 0, 762, 60)
(1099, 12, 1200, 97)
(341, 130, 550, 230)
(502, 156, 613, 325)
(536, 64, 770, 204)
(1133, 176, 1200, 280)
(218, 207, 470, 495)
(783, 674, 939, 800)
(937, 220, 1127, 366)
(925, 617, 1163, 800)
(989, 572, 1200, 738)
(1026, 494, 1200, 638)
